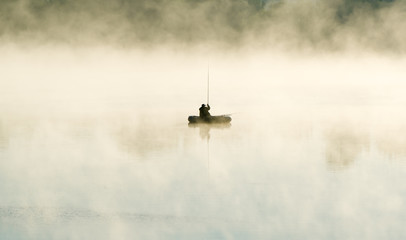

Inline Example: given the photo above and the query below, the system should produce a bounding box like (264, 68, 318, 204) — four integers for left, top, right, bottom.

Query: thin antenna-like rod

(207, 64, 210, 105)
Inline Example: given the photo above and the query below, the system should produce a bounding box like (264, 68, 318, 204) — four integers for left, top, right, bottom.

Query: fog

(1, 0, 406, 52)
(2, 0, 406, 239)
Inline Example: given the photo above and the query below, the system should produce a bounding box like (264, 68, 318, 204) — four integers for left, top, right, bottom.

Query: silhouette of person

(199, 104, 211, 120)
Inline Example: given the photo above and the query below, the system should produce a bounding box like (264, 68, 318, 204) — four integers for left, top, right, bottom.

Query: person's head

(201, 104, 205, 107)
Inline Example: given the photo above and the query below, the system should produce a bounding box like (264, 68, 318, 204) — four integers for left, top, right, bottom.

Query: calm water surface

(1, 53, 406, 239)
(1, 106, 406, 240)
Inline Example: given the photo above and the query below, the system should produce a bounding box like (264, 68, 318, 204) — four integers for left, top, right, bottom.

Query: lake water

(1, 49, 406, 239)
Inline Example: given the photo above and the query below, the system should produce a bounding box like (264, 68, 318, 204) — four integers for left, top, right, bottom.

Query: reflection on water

(114, 116, 182, 158)
(0, 121, 7, 151)
(188, 123, 231, 140)
(1, 109, 406, 239)
(2, 51, 406, 239)
(375, 125, 406, 158)
(324, 123, 369, 170)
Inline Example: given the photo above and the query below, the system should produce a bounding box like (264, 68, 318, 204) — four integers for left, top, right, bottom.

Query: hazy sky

(1, 0, 404, 53)
(2, 3, 406, 239)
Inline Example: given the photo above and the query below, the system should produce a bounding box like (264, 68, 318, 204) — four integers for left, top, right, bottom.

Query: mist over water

(1, 0, 406, 53)
(2, 0, 406, 239)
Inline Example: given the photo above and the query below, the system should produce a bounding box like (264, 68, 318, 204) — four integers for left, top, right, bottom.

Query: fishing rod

(207, 63, 210, 105)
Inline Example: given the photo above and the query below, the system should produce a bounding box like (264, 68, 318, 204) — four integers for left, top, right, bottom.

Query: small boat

(188, 115, 232, 124)
(189, 66, 232, 125)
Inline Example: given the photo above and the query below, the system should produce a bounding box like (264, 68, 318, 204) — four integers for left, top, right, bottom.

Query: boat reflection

(188, 123, 231, 140)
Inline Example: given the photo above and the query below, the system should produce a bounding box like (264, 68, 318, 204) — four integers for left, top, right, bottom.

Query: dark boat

(188, 115, 232, 124)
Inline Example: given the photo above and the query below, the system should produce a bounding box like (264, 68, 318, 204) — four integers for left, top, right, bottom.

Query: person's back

(199, 104, 211, 119)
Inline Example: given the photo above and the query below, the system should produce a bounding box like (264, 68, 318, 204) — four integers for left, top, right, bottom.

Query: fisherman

(199, 104, 211, 120)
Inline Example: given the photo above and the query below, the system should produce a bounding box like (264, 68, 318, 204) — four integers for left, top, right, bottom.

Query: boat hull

(188, 115, 232, 124)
